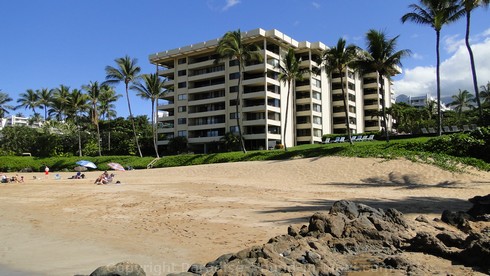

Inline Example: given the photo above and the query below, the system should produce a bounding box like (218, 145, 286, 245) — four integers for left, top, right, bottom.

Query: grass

(1, 137, 489, 173)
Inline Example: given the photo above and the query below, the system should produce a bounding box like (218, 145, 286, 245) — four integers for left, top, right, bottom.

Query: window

(178, 130, 187, 137)
(229, 72, 240, 80)
(178, 106, 187, 113)
(230, 86, 239, 93)
(313, 91, 321, 100)
(230, 112, 240, 119)
(178, 94, 187, 100)
(178, 70, 187, 76)
(207, 130, 219, 137)
(229, 99, 237, 106)
(229, 59, 239, 67)
(178, 82, 187, 88)
(178, 118, 187, 125)
(313, 79, 321, 88)
(230, 126, 239, 133)
(313, 103, 321, 112)
(313, 116, 322, 125)
(178, 58, 187, 64)
(348, 82, 355, 91)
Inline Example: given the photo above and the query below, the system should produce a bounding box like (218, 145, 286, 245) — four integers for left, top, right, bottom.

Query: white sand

(0, 157, 489, 275)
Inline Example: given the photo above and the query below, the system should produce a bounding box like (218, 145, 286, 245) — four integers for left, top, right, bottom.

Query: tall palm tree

(401, 0, 464, 136)
(360, 29, 411, 142)
(278, 48, 310, 151)
(99, 86, 121, 152)
(320, 38, 360, 145)
(0, 91, 13, 118)
(480, 81, 490, 106)
(37, 88, 54, 121)
(104, 55, 143, 157)
(131, 73, 167, 158)
(51, 85, 71, 121)
(82, 81, 103, 156)
(216, 29, 263, 153)
(450, 89, 474, 118)
(15, 89, 40, 115)
(67, 89, 89, 157)
(459, 0, 489, 118)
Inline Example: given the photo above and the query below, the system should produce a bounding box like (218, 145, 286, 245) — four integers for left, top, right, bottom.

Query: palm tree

(37, 88, 53, 121)
(131, 73, 167, 158)
(278, 48, 310, 151)
(480, 81, 490, 106)
(15, 89, 40, 115)
(401, 0, 464, 136)
(360, 29, 411, 142)
(82, 81, 103, 156)
(216, 29, 263, 153)
(50, 85, 71, 121)
(459, 0, 489, 118)
(99, 86, 121, 152)
(105, 55, 143, 157)
(320, 38, 360, 145)
(0, 91, 13, 118)
(67, 89, 89, 157)
(450, 89, 474, 118)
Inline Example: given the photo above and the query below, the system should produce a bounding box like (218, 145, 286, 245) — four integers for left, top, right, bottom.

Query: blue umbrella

(76, 160, 97, 169)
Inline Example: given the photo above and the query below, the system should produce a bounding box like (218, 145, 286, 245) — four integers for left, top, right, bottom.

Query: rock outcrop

(83, 194, 490, 275)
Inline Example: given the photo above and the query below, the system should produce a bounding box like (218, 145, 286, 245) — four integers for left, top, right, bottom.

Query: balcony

(188, 123, 226, 131)
(363, 82, 380, 89)
(187, 96, 225, 106)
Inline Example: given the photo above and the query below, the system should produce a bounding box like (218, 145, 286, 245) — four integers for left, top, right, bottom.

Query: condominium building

(149, 28, 396, 153)
(0, 115, 43, 130)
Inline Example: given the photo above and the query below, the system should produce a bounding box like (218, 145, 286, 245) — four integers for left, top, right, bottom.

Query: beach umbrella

(74, 166, 88, 172)
(76, 160, 97, 169)
(107, 162, 125, 171)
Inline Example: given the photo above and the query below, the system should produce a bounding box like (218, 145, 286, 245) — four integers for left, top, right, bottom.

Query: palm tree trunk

(108, 119, 111, 152)
(151, 99, 159, 158)
(237, 69, 247, 153)
(96, 122, 101, 156)
(283, 82, 291, 151)
(465, 11, 482, 118)
(436, 31, 442, 136)
(379, 72, 389, 142)
(77, 115, 82, 157)
(125, 82, 143, 157)
(340, 68, 353, 145)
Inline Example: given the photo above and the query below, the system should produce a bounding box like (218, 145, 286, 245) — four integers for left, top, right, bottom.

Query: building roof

(148, 28, 326, 63)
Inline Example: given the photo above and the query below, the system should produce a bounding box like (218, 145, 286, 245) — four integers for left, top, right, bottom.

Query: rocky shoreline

(81, 194, 490, 276)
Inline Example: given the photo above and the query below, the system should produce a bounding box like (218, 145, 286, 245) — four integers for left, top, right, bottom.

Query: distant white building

(396, 94, 449, 111)
(0, 115, 43, 130)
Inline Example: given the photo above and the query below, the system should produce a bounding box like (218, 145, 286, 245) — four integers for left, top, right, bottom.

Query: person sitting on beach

(1, 173, 9, 183)
(69, 172, 82, 179)
(94, 172, 109, 185)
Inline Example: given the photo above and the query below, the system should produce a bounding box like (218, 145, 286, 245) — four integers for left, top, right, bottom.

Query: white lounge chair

(463, 125, 471, 132)
(338, 137, 346, 143)
(443, 126, 452, 133)
(323, 138, 331, 144)
(421, 128, 429, 134)
(331, 137, 341, 143)
(350, 136, 357, 142)
(366, 134, 375, 141)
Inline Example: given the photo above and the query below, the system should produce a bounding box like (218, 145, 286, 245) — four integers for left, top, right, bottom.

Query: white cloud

(394, 31, 490, 99)
(222, 0, 240, 11)
(443, 34, 464, 53)
(312, 2, 320, 9)
(411, 53, 423, 60)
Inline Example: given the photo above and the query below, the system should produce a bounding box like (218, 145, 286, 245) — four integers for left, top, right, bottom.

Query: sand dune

(0, 156, 489, 275)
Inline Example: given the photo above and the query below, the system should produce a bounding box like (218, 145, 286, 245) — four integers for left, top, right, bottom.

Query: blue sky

(1, 0, 489, 119)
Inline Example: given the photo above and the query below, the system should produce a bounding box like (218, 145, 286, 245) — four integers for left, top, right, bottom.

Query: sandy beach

(0, 156, 489, 275)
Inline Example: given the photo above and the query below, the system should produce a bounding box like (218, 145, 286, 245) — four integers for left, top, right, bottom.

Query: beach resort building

(0, 115, 43, 131)
(396, 94, 450, 111)
(149, 28, 397, 153)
